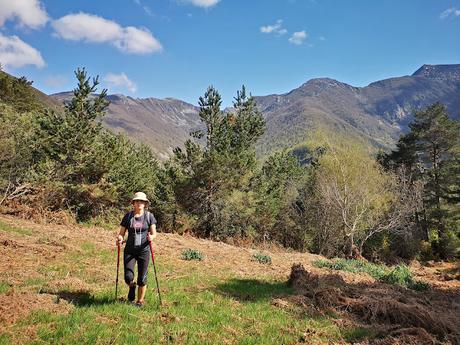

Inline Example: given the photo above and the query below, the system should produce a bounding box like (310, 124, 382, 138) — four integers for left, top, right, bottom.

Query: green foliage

(408, 280, 431, 291)
(102, 134, 158, 207)
(165, 85, 266, 239)
(252, 252, 272, 265)
(380, 264, 413, 286)
(0, 64, 457, 266)
(313, 259, 429, 290)
(0, 72, 42, 113)
(33, 68, 109, 184)
(382, 103, 460, 259)
(314, 259, 387, 278)
(181, 248, 203, 261)
(252, 151, 303, 246)
(0, 68, 158, 221)
(296, 130, 398, 257)
(0, 103, 37, 202)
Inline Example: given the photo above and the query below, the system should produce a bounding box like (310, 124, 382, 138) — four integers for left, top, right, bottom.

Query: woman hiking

(116, 192, 157, 307)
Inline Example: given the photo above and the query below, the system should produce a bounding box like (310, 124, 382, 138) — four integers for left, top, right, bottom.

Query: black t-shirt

(121, 211, 156, 251)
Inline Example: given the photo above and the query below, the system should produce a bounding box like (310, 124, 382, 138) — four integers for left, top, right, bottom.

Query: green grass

(0, 220, 33, 236)
(80, 241, 96, 252)
(342, 327, 377, 343)
(18, 273, 345, 344)
(0, 282, 11, 294)
(0, 333, 10, 345)
(20, 278, 47, 290)
(7, 254, 357, 345)
(313, 259, 429, 291)
(1, 227, 381, 344)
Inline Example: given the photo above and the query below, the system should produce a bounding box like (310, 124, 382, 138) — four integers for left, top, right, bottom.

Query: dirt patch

(0, 291, 72, 330)
(44, 277, 93, 293)
(371, 327, 436, 345)
(411, 261, 460, 290)
(288, 263, 460, 344)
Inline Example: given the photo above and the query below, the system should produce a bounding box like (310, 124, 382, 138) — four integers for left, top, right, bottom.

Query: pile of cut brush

(287, 264, 460, 345)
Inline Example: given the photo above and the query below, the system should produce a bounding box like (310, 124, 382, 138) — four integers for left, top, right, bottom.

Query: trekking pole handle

(116, 235, 124, 247)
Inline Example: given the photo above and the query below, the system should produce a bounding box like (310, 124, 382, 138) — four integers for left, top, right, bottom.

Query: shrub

(408, 280, 430, 291)
(181, 249, 203, 261)
(380, 265, 413, 286)
(313, 259, 386, 278)
(313, 259, 429, 290)
(252, 252, 272, 265)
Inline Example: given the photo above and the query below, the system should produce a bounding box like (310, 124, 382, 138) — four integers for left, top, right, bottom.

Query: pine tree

(35, 68, 109, 184)
(384, 103, 460, 258)
(169, 85, 265, 238)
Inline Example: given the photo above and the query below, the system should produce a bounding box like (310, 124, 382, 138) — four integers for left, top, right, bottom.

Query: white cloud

(0, 33, 45, 69)
(52, 13, 162, 55)
(289, 31, 307, 45)
(184, 0, 220, 8)
(260, 19, 287, 35)
(133, 0, 154, 17)
(142, 6, 154, 16)
(440, 7, 460, 19)
(0, 0, 48, 29)
(319, 36, 326, 41)
(104, 72, 138, 93)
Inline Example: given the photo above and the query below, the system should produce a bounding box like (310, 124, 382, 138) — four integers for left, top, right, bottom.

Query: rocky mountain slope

(254, 64, 460, 155)
(51, 92, 202, 160)
(49, 64, 460, 158)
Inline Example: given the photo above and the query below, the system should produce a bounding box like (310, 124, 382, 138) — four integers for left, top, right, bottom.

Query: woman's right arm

(116, 227, 127, 245)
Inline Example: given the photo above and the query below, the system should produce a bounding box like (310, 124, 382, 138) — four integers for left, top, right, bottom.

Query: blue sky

(0, 0, 459, 106)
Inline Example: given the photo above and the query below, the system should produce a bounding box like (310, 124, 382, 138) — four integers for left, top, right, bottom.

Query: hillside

(0, 71, 62, 112)
(0, 215, 459, 344)
(50, 64, 460, 158)
(254, 64, 460, 155)
(3, 64, 460, 160)
(51, 93, 202, 160)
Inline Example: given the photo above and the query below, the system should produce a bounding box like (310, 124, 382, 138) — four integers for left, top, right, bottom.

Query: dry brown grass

(288, 263, 460, 344)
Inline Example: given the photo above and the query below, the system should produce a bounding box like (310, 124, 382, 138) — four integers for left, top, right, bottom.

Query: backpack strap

(143, 211, 150, 230)
(129, 211, 134, 229)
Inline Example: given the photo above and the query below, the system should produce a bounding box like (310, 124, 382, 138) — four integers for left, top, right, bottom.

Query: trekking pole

(115, 241, 121, 301)
(148, 235, 162, 306)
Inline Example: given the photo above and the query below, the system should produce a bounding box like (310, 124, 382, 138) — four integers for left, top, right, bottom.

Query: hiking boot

(128, 284, 136, 302)
(134, 300, 144, 308)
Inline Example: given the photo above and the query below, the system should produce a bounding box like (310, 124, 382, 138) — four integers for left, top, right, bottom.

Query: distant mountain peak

(291, 77, 356, 97)
(301, 77, 345, 87)
(412, 64, 460, 81)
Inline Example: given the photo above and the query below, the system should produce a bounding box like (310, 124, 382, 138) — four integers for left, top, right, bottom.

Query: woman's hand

(116, 235, 123, 246)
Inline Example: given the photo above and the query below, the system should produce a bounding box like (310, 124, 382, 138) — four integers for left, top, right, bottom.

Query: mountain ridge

(48, 63, 460, 159)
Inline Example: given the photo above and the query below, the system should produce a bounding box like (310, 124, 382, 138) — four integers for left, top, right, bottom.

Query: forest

(1, 68, 459, 262)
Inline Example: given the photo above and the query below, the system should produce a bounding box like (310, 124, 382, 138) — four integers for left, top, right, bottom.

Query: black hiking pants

(124, 246, 150, 286)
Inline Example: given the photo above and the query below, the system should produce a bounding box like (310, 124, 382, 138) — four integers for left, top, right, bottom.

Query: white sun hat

(132, 192, 149, 203)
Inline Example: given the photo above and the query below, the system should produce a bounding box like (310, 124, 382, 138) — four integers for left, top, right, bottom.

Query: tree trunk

(344, 234, 354, 258)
